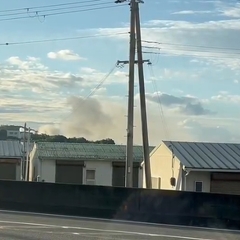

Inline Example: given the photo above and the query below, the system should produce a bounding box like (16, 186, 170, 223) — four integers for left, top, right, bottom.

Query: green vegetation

(31, 134, 115, 144)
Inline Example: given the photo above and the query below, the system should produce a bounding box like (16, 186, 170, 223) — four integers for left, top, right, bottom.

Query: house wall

(29, 144, 38, 181)
(6, 130, 20, 139)
(143, 144, 182, 190)
(16, 164, 21, 180)
(33, 158, 143, 187)
(84, 161, 112, 186)
(41, 160, 56, 183)
(186, 171, 211, 192)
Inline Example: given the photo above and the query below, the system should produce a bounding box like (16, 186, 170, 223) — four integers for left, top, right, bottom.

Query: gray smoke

(39, 96, 114, 140)
(61, 96, 113, 138)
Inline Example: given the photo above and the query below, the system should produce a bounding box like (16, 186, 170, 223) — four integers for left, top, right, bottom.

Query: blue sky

(1, 0, 240, 145)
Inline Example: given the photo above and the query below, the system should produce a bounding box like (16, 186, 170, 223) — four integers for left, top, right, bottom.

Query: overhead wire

(0, 4, 127, 22)
(0, 32, 128, 46)
(147, 64, 170, 140)
(143, 51, 240, 60)
(0, 1, 114, 18)
(60, 62, 118, 122)
(0, 0, 108, 13)
(142, 40, 240, 52)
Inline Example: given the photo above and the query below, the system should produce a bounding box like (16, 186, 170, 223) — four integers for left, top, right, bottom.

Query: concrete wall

(186, 171, 211, 192)
(143, 143, 182, 190)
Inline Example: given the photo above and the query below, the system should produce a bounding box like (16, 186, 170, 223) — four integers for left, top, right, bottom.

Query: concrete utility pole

(116, 0, 152, 188)
(135, 2, 152, 189)
(22, 122, 26, 181)
(25, 127, 31, 181)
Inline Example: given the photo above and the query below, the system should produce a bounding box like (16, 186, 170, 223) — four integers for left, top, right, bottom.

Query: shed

(29, 142, 155, 188)
(0, 140, 22, 180)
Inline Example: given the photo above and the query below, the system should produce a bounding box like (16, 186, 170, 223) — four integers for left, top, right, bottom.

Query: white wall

(29, 144, 38, 181)
(16, 164, 21, 180)
(186, 171, 211, 192)
(7, 130, 20, 139)
(41, 159, 56, 183)
(84, 161, 112, 186)
(138, 167, 143, 188)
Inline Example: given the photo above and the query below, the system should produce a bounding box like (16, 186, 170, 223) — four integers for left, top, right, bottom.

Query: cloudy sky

(1, 0, 240, 145)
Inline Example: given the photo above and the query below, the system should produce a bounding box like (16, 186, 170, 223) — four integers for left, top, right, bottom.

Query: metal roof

(163, 141, 240, 170)
(36, 142, 155, 162)
(0, 140, 23, 158)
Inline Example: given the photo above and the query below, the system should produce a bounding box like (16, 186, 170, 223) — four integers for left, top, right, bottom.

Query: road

(0, 211, 239, 240)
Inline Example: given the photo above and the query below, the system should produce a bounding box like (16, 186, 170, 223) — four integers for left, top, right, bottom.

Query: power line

(0, 1, 113, 18)
(142, 40, 240, 52)
(143, 51, 240, 60)
(0, 0, 105, 13)
(0, 4, 127, 22)
(148, 64, 169, 140)
(0, 32, 128, 46)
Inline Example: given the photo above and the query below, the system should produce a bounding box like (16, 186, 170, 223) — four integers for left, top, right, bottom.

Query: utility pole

(25, 127, 31, 181)
(22, 122, 26, 181)
(116, 0, 152, 188)
(124, 0, 136, 188)
(135, 2, 152, 189)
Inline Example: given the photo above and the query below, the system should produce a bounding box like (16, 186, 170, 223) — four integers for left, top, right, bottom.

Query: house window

(195, 181, 203, 192)
(86, 169, 96, 185)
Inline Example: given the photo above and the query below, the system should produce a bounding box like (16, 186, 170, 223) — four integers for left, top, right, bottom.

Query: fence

(0, 180, 239, 230)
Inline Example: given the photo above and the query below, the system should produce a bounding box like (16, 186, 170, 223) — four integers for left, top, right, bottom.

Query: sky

(1, 0, 240, 145)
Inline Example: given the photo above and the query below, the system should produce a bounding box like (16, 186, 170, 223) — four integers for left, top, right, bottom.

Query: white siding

(143, 143, 182, 190)
(138, 167, 143, 188)
(84, 161, 112, 186)
(29, 144, 38, 181)
(186, 171, 211, 192)
(16, 164, 21, 180)
(41, 159, 56, 183)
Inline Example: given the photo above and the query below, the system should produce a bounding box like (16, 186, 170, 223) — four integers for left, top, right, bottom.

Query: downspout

(183, 166, 190, 191)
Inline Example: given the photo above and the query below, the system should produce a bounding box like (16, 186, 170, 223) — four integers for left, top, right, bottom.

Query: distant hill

(31, 134, 115, 144)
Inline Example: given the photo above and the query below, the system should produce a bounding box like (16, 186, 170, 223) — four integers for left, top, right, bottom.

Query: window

(195, 181, 203, 192)
(86, 169, 96, 185)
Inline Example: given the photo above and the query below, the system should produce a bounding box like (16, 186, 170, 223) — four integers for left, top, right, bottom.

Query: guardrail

(0, 180, 239, 230)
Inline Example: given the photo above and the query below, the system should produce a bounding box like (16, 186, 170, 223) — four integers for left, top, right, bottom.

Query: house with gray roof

(29, 142, 155, 188)
(143, 141, 240, 195)
(0, 140, 23, 181)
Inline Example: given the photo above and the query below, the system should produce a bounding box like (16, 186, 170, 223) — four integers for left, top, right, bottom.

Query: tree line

(0, 129, 115, 144)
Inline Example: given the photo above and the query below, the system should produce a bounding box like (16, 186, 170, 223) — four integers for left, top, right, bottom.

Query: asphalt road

(0, 211, 239, 240)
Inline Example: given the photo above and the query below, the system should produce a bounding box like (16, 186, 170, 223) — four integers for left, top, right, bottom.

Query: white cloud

(234, 79, 239, 84)
(220, 3, 240, 18)
(172, 10, 212, 15)
(178, 118, 240, 142)
(211, 92, 240, 104)
(96, 19, 240, 70)
(1, 55, 239, 145)
(47, 49, 85, 61)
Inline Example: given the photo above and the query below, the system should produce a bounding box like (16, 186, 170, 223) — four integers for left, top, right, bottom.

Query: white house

(29, 142, 155, 188)
(143, 141, 240, 195)
(0, 140, 22, 180)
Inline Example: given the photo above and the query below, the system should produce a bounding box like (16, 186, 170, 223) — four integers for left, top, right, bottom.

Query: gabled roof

(0, 140, 22, 158)
(36, 142, 155, 162)
(163, 141, 240, 170)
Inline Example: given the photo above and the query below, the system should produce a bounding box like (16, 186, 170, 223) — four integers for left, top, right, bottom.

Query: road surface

(0, 211, 239, 239)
